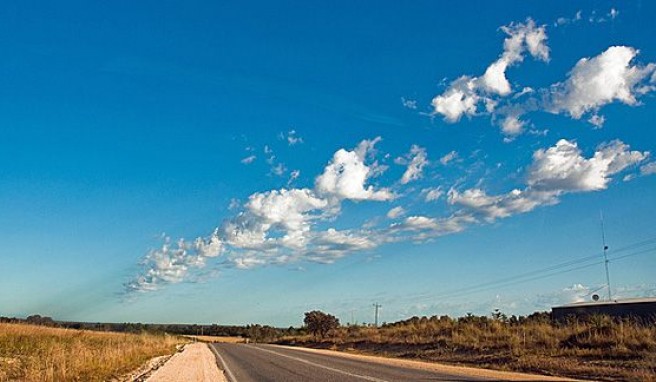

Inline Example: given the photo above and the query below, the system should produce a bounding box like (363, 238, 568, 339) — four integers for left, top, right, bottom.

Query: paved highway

(211, 343, 493, 382)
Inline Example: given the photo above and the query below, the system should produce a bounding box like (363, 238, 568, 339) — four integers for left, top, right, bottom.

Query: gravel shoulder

(146, 343, 226, 382)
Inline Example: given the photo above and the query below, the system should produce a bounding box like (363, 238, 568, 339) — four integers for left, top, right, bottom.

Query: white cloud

(587, 114, 605, 128)
(430, 18, 656, 137)
(270, 163, 287, 176)
(528, 139, 648, 192)
(401, 215, 439, 230)
(536, 284, 595, 306)
(548, 46, 656, 119)
(129, 136, 650, 294)
(500, 115, 525, 136)
(246, 188, 328, 233)
(128, 138, 396, 293)
(449, 139, 648, 221)
(126, 232, 222, 292)
(554, 10, 582, 27)
(399, 145, 429, 184)
(401, 97, 417, 110)
(282, 129, 304, 145)
(315, 137, 394, 201)
(422, 187, 444, 202)
(390, 214, 476, 242)
(447, 187, 558, 221)
(439, 150, 459, 166)
(431, 76, 480, 122)
(432, 19, 549, 122)
(233, 256, 267, 270)
(241, 155, 256, 164)
(308, 228, 379, 262)
(387, 206, 406, 219)
(288, 169, 301, 185)
(481, 19, 549, 96)
(640, 161, 656, 176)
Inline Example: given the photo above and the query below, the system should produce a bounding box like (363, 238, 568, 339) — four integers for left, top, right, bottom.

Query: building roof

(552, 297, 656, 309)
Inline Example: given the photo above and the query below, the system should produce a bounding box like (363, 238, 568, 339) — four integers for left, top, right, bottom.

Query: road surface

(211, 343, 526, 382)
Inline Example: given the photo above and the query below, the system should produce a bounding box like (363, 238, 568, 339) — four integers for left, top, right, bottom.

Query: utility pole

(600, 211, 612, 301)
(373, 303, 381, 327)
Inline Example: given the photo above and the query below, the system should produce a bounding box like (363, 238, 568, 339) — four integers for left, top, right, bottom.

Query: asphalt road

(211, 343, 493, 382)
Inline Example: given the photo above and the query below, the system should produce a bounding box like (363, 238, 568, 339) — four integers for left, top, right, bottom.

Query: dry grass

(0, 323, 185, 382)
(281, 315, 656, 381)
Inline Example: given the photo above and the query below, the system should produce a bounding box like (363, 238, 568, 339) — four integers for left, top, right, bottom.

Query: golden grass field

(0, 323, 184, 382)
(283, 315, 656, 381)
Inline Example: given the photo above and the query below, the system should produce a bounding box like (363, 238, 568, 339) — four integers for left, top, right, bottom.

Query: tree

(304, 310, 340, 339)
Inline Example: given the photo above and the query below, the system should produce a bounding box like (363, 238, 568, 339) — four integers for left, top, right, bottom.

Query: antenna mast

(600, 211, 612, 301)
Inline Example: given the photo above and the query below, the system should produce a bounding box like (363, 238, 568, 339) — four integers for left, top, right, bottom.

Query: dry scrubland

(281, 314, 656, 381)
(0, 323, 183, 382)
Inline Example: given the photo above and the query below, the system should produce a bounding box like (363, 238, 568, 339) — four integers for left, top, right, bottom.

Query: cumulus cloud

(449, 139, 649, 221)
(430, 18, 656, 137)
(448, 187, 558, 221)
(129, 137, 653, 293)
(316, 137, 394, 201)
(398, 145, 429, 184)
(528, 139, 649, 192)
(432, 19, 549, 123)
(432, 76, 480, 122)
(128, 138, 396, 292)
(126, 232, 222, 292)
(500, 115, 525, 136)
(481, 19, 549, 95)
(548, 46, 656, 120)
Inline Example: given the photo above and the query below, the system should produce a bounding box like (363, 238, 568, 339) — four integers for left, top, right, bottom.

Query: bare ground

(145, 343, 225, 382)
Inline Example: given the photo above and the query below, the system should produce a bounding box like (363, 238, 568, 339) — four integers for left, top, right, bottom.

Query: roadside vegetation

(279, 311, 656, 382)
(0, 323, 183, 382)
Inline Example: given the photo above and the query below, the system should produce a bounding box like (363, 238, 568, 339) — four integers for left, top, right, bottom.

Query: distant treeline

(0, 314, 303, 340)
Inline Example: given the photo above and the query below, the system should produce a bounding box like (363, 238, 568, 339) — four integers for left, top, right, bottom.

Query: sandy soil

(146, 343, 226, 382)
(280, 345, 581, 381)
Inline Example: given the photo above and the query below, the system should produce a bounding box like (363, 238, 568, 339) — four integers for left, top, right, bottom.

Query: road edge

(209, 344, 237, 382)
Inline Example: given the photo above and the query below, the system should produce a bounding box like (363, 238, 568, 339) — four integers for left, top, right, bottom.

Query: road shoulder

(146, 343, 226, 382)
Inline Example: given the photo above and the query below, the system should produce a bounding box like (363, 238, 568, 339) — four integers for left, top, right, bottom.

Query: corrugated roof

(552, 297, 656, 309)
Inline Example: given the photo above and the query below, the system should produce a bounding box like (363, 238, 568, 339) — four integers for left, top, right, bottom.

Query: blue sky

(2, 1, 656, 326)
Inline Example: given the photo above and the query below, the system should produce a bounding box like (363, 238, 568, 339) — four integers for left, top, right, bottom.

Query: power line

(403, 236, 656, 303)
